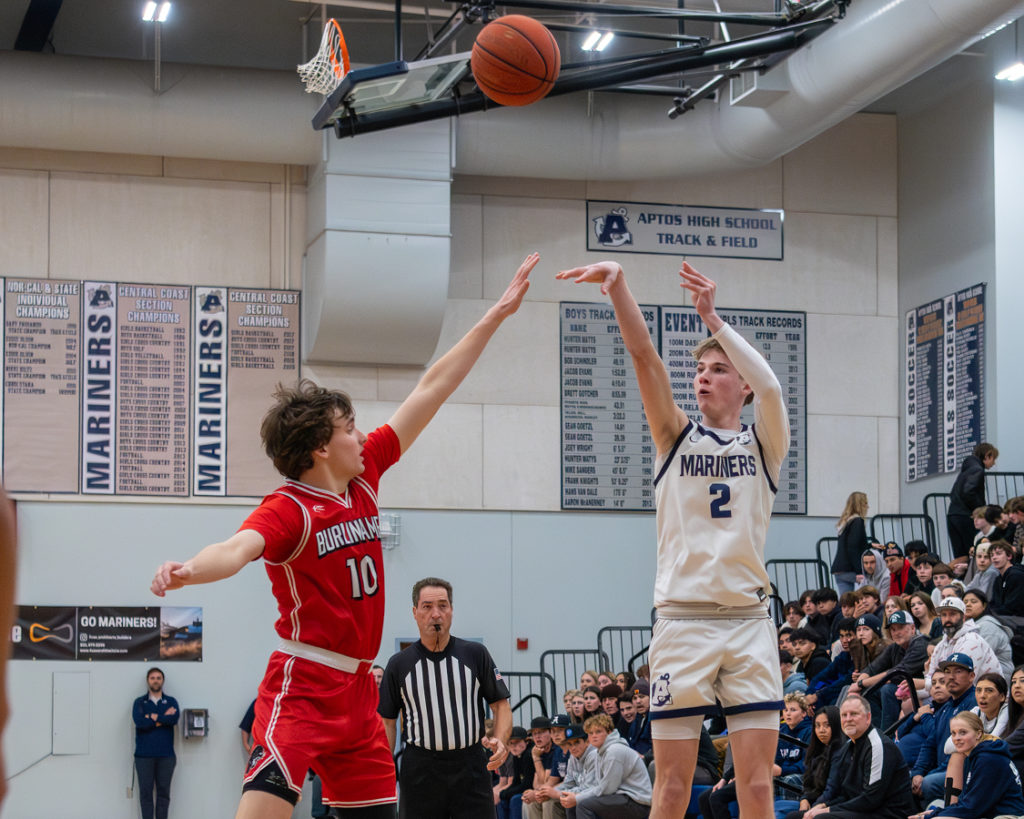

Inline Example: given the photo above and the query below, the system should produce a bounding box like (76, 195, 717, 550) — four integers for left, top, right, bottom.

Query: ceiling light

(996, 19, 1022, 80)
(595, 32, 615, 52)
(142, 1, 157, 21)
(142, 1, 170, 22)
(581, 31, 602, 51)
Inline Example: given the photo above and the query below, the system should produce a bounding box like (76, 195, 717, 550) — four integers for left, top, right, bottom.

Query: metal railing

(499, 671, 557, 722)
(923, 493, 952, 560)
(986, 472, 1024, 506)
(816, 537, 838, 584)
(598, 626, 652, 678)
(765, 558, 829, 603)
(540, 649, 611, 700)
(870, 513, 936, 555)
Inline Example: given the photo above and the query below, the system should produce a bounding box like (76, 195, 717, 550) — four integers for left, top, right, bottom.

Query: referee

(379, 577, 512, 819)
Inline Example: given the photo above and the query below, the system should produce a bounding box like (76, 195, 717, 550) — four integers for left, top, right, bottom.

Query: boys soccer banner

(10, 605, 203, 662)
(905, 283, 986, 482)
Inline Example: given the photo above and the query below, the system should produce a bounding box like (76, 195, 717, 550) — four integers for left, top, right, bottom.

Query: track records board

(560, 302, 806, 513)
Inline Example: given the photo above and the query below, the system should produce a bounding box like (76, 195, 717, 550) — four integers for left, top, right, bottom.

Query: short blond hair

(583, 713, 614, 734)
(783, 692, 808, 712)
(692, 337, 754, 406)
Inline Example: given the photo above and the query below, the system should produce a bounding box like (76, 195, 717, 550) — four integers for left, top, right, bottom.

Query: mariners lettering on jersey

(316, 515, 381, 557)
(678, 453, 757, 479)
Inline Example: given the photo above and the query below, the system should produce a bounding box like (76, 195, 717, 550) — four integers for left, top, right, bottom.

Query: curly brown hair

(260, 380, 354, 480)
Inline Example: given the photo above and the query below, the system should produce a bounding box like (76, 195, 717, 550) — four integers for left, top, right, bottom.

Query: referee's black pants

(399, 743, 495, 819)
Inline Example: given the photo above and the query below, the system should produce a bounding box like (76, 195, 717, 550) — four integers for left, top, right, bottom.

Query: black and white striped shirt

(378, 637, 509, 751)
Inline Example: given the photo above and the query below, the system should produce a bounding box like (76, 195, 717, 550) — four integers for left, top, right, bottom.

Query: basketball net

(297, 19, 351, 94)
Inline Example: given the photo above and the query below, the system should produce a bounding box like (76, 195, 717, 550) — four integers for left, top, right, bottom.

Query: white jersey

(652, 323, 789, 609)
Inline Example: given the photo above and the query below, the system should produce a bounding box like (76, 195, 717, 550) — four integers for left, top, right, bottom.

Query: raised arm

(556, 262, 685, 455)
(150, 529, 265, 597)
(388, 253, 536, 454)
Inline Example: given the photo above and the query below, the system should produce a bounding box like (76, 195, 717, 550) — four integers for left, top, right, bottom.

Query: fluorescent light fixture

(142, 1, 170, 22)
(142, 1, 157, 21)
(581, 31, 602, 51)
(996, 61, 1024, 81)
(595, 31, 615, 51)
(157, 2, 171, 22)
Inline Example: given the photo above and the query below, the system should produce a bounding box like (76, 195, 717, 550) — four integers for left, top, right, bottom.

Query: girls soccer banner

(10, 605, 203, 662)
(905, 283, 986, 482)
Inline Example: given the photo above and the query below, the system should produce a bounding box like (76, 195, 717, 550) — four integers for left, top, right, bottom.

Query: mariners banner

(10, 605, 203, 662)
(587, 200, 784, 260)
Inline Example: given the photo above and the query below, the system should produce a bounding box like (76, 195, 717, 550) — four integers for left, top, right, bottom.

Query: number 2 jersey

(240, 424, 400, 661)
(652, 323, 789, 609)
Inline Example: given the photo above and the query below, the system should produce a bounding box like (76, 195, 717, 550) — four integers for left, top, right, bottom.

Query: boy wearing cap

(779, 650, 806, 695)
(556, 262, 787, 819)
(627, 681, 652, 759)
(918, 596, 1002, 693)
(555, 725, 599, 817)
(849, 611, 928, 728)
(498, 727, 535, 819)
(884, 543, 914, 597)
(523, 716, 563, 814)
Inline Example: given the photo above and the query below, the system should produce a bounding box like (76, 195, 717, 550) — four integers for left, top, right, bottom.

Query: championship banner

(10, 605, 203, 662)
(81, 282, 117, 494)
(587, 200, 784, 260)
(905, 283, 986, 482)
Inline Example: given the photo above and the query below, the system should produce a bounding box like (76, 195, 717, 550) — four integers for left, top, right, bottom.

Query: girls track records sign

(0, 279, 299, 498)
(560, 302, 806, 513)
(905, 283, 986, 482)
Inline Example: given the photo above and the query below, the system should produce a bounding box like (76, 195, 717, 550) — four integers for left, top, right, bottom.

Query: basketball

(471, 15, 561, 107)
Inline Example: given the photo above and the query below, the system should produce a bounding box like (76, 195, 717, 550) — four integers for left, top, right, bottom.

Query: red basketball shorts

(244, 651, 396, 809)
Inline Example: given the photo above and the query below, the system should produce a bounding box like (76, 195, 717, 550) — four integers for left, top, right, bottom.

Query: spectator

(972, 505, 1005, 548)
(897, 669, 951, 767)
(522, 716, 562, 818)
(627, 680, 651, 759)
(581, 686, 603, 721)
(963, 543, 998, 599)
(790, 628, 830, 681)
(797, 590, 817, 629)
(783, 601, 803, 630)
(774, 693, 814, 793)
(804, 618, 857, 708)
(780, 649, 807, 695)
(580, 671, 599, 690)
(597, 672, 615, 689)
(931, 563, 956, 608)
(856, 547, 890, 601)
(920, 597, 1001, 693)
(911, 653, 978, 805)
(600, 684, 622, 720)
(564, 689, 580, 714)
(1002, 665, 1024, 763)
(910, 710, 1024, 819)
(914, 555, 939, 599)
(371, 664, 384, 687)
(785, 694, 915, 819)
(904, 541, 932, 594)
(498, 726, 534, 819)
(809, 588, 840, 646)
(989, 540, 1024, 616)
(963, 672, 1009, 737)
(909, 591, 942, 640)
(947, 442, 998, 559)
(833, 491, 870, 594)
(779, 627, 796, 653)
(131, 667, 179, 819)
(849, 614, 886, 674)
(615, 671, 635, 693)
(962, 589, 1014, 679)
(773, 706, 843, 819)
(570, 693, 587, 724)
(547, 724, 598, 817)
(572, 714, 651, 819)
(838, 591, 859, 625)
(884, 543, 915, 597)
(854, 585, 884, 618)
(850, 610, 928, 728)
(1006, 497, 1024, 558)
(615, 693, 636, 737)
(882, 595, 911, 641)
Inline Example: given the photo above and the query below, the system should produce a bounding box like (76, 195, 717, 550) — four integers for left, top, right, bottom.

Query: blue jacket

(928, 739, 1024, 818)
(776, 715, 813, 776)
(133, 693, 180, 757)
(912, 687, 977, 777)
(628, 711, 651, 757)
(807, 651, 854, 707)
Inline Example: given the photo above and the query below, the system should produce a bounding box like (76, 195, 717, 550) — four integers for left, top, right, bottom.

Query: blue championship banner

(10, 605, 203, 662)
(587, 200, 784, 260)
(905, 283, 986, 482)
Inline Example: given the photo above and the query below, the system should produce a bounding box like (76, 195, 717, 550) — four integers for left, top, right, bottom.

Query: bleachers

(766, 558, 829, 603)
(539, 648, 611, 704)
(870, 513, 937, 556)
(500, 671, 556, 722)
(598, 625, 651, 677)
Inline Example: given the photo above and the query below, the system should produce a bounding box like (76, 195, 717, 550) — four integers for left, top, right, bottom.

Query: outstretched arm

(388, 253, 537, 454)
(150, 529, 265, 597)
(556, 262, 685, 455)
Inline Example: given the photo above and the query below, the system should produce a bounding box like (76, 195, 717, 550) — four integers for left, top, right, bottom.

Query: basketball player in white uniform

(556, 261, 788, 819)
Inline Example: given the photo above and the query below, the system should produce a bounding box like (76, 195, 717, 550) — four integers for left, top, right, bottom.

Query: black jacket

(992, 564, 1024, 616)
(833, 516, 867, 574)
(817, 726, 915, 817)
(862, 634, 929, 681)
(949, 454, 986, 516)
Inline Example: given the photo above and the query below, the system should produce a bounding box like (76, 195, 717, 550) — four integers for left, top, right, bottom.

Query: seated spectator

(914, 555, 939, 599)
(885, 542, 915, 597)
(783, 694, 915, 819)
(910, 710, 1024, 819)
(909, 591, 942, 640)
(837, 591, 859, 627)
(1006, 497, 1024, 558)
(965, 672, 1009, 737)
(600, 684, 622, 721)
(564, 689, 581, 715)
(945, 580, 967, 599)
(597, 672, 615, 689)
(931, 563, 956, 608)
(790, 628, 830, 681)
(1002, 665, 1024, 764)
(855, 585, 884, 618)
(773, 706, 843, 819)
(807, 588, 839, 646)
(545, 724, 598, 816)
(972, 504, 1006, 547)
(498, 726, 534, 819)
(580, 670, 599, 690)
(522, 717, 562, 816)
(856, 547, 890, 602)
(780, 649, 807, 695)
(904, 541, 931, 595)
(570, 714, 651, 819)
(804, 617, 857, 708)
(615, 671, 635, 693)
(627, 680, 651, 760)
(850, 610, 928, 728)
(964, 543, 999, 599)
(896, 669, 950, 767)
(783, 601, 803, 631)
(919, 598, 1001, 694)
(615, 692, 635, 738)
(849, 613, 886, 675)
(882, 595, 911, 641)
(581, 686, 603, 722)
(962, 588, 1013, 679)
(778, 627, 795, 653)
(989, 540, 1024, 617)
(570, 692, 587, 724)
(911, 654, 978, 805)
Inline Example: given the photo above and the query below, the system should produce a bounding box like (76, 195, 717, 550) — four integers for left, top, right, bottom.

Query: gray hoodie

(972, 612, 1014, 679)
(575, 729, 652, 805)
(560, 743, 598, 793)
(855, 547, 890, 601)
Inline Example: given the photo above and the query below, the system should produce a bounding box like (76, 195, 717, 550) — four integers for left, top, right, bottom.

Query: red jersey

(240, 424, 400, 660)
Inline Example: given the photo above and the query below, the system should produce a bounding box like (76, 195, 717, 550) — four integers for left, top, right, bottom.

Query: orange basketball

(471, 15, 561, 106)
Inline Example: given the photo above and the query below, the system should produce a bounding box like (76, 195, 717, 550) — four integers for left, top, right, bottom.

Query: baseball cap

(883, 542, 903, 558)
(936, 597, 966, 614)
(510, 726, 528, 740)
(600, 683, 623, 700)
(563, 724, 588, 741)
(549, 713, 572, 728)
(887, 610, 914, 626)
(530, 716, 551, 731)
(632, 679, 650, 696)
(939, 652, 974, 672)
(855, 613, 882, 636)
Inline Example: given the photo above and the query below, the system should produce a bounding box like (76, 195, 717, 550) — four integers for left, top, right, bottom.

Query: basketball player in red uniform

(150, 254, 537, 819)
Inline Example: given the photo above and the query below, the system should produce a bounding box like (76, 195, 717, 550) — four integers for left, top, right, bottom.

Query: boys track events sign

(1, 279, 299, 499)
